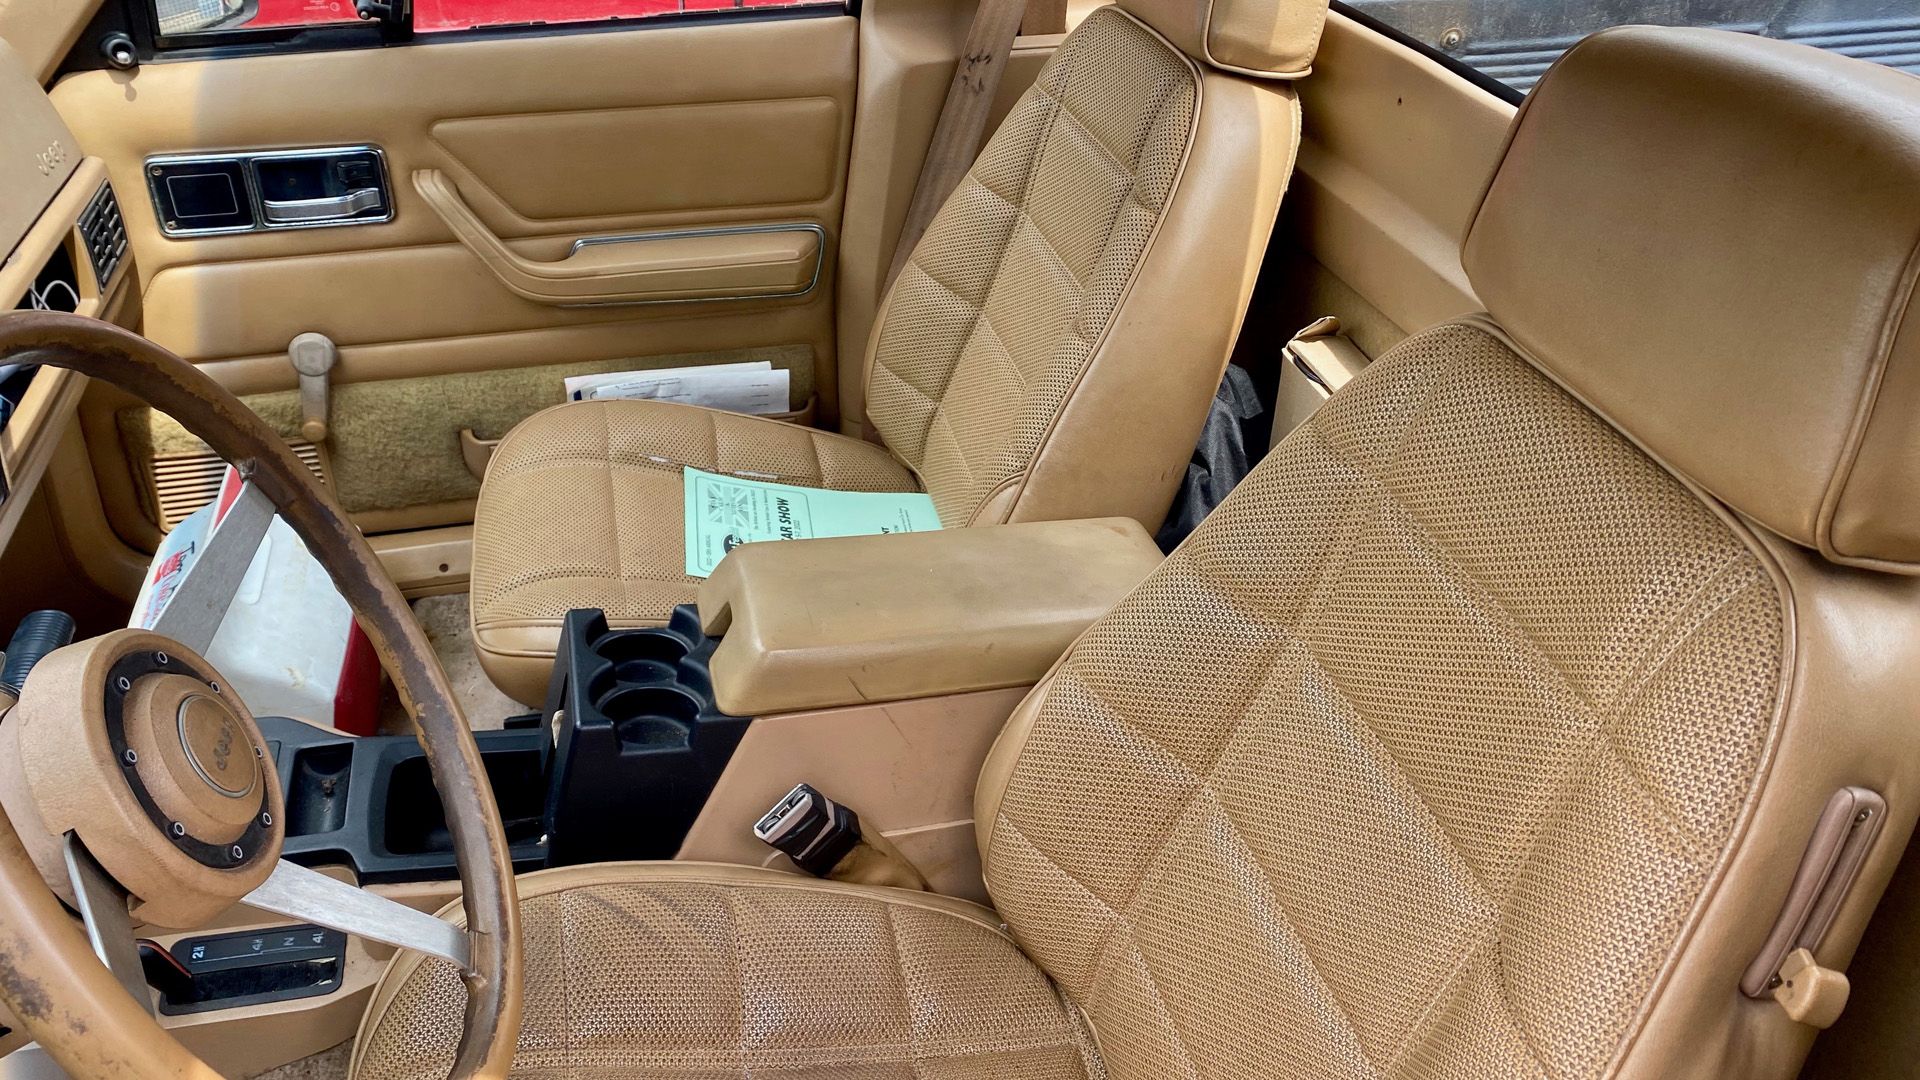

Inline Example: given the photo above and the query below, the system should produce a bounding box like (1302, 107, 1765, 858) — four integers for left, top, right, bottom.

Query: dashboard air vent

(77, 184, 127, 289)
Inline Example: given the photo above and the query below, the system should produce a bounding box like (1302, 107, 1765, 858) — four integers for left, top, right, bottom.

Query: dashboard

(0, 38, 138, 554)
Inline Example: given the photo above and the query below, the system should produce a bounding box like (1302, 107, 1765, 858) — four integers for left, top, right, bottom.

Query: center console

(69, 516, 1167, 1065)
(265, 603, 745, 881)
(267, 518, 1167, 886)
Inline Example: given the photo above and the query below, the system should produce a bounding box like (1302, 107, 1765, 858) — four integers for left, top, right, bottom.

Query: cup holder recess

(592, 631, 688, 686)
(545, 607, 749, 864)
(597, 685, 701, 747)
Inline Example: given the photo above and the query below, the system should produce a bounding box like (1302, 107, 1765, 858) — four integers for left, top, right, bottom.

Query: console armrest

(696, 518, 1163, 716)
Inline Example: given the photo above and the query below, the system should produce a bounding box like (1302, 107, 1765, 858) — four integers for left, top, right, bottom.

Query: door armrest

(696, 518, 1164, 716)
(414, 169, 822, 306)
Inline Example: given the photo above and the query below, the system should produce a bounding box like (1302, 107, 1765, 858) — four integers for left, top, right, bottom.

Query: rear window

(1345, 0, 1920, 92)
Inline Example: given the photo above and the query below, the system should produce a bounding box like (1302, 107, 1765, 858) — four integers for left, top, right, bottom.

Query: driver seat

(355, 26, 1920, 1080)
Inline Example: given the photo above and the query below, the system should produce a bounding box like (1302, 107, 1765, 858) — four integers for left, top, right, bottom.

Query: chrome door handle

(262, 187, 384, 224)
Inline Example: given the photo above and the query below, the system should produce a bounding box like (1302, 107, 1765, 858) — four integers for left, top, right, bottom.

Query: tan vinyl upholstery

(970, 27, 1920, 1079)
(469, 399, 915, 701)
(1116, 0, 1325, 77)
(352, 864, 1099, 1080)
(363, 25, 1920, 1080)
(980, 318, 1791, 1077)
(468, 0, 1318, 705)
(1461, 26, 1920, 574)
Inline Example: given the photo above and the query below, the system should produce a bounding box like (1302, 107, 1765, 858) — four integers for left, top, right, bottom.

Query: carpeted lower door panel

(121, 345, 814, 527)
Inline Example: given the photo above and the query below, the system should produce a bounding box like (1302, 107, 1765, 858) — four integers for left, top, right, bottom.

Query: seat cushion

(470, 399, 918, 705)
(352, 863, 1098, 1080)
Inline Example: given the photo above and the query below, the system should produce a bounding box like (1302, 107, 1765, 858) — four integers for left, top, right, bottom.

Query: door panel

(432, 99, 843, 220)
(51, 13, 857, 537)
(1231, 6, 1514, 441)
(1285, 10, 1515, 338)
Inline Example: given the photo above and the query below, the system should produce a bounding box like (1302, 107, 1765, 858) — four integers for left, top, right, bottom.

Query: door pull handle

(262, 187, 384, 225)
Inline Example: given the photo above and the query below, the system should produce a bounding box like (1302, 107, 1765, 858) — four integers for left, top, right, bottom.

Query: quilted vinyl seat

(360, 25, 1920, 1076)
(361, 26, 1920, 1080)
(468, 0, 1326, 705)
(353, 865, 1098, 1080)
(468, 398, 916, 680)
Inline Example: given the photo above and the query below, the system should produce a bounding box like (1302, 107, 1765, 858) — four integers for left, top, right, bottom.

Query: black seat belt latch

(754, 783, 863, 877)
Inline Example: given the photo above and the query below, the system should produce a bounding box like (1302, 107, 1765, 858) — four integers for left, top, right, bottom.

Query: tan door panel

(51, 13, 858, 538)
(430, 97, 843, 223)
(50, 16, 857, 281)
(1283, 10, 1515, 334)
(51, 16, 855, 369)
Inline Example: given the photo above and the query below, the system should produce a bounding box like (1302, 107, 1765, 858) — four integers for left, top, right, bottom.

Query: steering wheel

(0, 311, 522, 1078)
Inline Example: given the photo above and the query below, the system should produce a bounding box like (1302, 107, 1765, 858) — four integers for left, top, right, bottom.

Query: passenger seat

(467, 0, 1331, 705)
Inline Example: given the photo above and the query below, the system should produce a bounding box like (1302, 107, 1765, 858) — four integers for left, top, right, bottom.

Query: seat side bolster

(974, 668, 1058, 882)
(1614, 529, 1920, 1078)
(1006, 72, 1302, 533)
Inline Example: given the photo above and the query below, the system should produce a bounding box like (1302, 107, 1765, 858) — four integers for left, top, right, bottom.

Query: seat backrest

(861, 0, 1327, 530)
(976, 26, 1920, 1080)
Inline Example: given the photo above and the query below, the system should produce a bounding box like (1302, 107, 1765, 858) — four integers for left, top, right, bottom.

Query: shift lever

(0, 608, 76, 701)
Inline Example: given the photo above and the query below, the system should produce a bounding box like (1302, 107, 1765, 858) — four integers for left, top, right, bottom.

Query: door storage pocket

(120, 344, 815, 532)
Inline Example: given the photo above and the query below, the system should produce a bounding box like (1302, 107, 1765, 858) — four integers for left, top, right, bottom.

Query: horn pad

(0, 629, 285, 927)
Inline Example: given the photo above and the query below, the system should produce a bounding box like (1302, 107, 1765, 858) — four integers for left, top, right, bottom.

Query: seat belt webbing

(879, 0, 1035, 295)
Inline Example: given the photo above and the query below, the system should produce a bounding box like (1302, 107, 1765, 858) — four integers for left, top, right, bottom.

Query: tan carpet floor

(250, 1040, 351, 1080)
(376, 593, 529, 733)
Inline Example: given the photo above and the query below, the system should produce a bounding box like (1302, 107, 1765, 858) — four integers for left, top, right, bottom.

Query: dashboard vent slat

(77, 184, 127, 290)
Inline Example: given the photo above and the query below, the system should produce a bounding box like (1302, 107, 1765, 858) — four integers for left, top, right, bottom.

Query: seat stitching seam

(600, 404, 627, 616)
(879, 903, 916, 1072)
(893, 87, 1066, 457)
(1056, 429, 1382, 916)
(725, 888, 748, 1077)
(1031, 80, 1170, 186)
(1195, 785, 1386, 1079)
(1004, 807, 1202, 1080)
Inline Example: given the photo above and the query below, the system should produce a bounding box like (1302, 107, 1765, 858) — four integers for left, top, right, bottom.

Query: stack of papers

(565, 361, 791, 415)
(682, 467, 942, 577)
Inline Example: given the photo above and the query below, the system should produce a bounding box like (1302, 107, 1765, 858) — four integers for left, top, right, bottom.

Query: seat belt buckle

(754, 782, 862, 877)
(1282, 316, 1368, 396)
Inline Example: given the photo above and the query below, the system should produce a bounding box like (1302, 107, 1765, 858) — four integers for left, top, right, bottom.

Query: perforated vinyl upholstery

(353, 865, 1099, 1080)
(469, 399, 915, 702)
(864, 7, 1198, 526)
(979, 320, 1786, 1078)
(369, 320, 1795, 1080)
(374, 27, 1920, 1080)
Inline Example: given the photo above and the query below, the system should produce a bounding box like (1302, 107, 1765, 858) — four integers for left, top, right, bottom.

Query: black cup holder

(284, 744, 352, 837)
(545, 608, 748, 864)
(383, 749, 547, 857)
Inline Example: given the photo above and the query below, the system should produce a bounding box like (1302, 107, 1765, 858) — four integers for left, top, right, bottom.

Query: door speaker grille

(147, 442, 327, 530)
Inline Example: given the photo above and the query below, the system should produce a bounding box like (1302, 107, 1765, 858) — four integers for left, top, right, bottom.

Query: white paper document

(564, 362, 791, 415)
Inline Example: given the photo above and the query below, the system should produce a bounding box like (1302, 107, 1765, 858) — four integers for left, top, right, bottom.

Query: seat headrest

(1464, 26, 1920, 574)
(1116, 0, 1327, 78)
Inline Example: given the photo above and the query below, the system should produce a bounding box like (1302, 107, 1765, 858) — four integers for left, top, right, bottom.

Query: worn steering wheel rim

(0, 310, 522, 1079)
